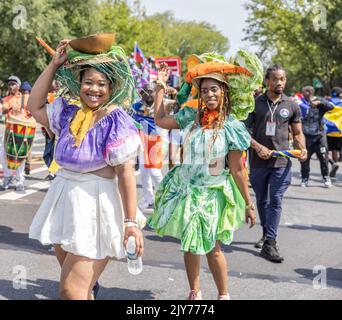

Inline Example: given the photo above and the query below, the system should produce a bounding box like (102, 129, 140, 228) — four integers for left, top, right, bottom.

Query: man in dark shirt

(299, 86, 333, 187)
(245, 65, 307, 263)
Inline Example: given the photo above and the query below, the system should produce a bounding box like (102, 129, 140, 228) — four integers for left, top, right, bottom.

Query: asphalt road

(0, 122, 341, 300)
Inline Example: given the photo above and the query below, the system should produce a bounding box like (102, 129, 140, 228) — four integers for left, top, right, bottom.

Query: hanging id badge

(266, 121, 276, 136)
(266, 100, 278, 136)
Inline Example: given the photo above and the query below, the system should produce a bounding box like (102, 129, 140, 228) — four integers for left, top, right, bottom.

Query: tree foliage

(244, 0, 342, 93)
(0, 0, 229, 84)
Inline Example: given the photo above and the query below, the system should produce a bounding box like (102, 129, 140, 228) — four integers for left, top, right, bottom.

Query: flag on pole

(134, 42, 146, 64)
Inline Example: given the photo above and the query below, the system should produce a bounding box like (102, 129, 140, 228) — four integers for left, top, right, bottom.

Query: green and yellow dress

(147, 106, 251, 255)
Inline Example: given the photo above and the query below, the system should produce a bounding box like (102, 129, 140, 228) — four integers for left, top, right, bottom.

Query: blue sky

(137, 0, 254, 55)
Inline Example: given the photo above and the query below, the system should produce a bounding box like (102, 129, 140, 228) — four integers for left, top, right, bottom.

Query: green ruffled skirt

(147, 165, 246, 255)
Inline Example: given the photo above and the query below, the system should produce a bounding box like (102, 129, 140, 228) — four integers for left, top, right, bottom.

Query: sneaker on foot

(323, 176, 332, 188)
(260, 240, 284, 263)
(15, 182, 25, 192)
(187, 290, 202, 300)
(44, 173, 56, 181)
(329, 164, 339, 178)
(2, 176, 14, 190)
(24, 166, 30, 175)
(218, 293, 231, 300)
(254, 236, 266, 249)
(301, 178, 308, 187)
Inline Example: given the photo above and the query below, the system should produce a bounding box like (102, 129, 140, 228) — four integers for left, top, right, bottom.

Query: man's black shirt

(245, 93, 302, 168)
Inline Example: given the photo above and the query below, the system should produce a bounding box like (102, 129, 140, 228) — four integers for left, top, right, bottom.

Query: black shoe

(92, 281, 100, 300)
(44, 173, 56, 181)
(260, 240, 284, 263)
(330, 163, 339, 178)
(254, 236, 266, 249)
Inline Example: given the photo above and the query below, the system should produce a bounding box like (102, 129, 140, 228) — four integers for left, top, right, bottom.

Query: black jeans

(301, 135, 329, 180)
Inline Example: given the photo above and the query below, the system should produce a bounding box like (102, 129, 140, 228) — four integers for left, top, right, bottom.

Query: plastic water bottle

(126, 236, 143, 275)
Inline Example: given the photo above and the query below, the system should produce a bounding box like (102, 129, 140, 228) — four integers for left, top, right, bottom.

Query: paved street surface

(0, 122, 341, 300)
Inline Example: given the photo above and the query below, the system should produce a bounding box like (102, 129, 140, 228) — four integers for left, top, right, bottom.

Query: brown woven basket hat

(69, 33, 116, 54)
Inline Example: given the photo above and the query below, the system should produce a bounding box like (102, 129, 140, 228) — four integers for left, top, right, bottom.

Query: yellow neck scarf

(69, 106, 94, 147)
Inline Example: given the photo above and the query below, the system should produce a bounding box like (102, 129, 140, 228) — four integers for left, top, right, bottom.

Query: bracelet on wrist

(156, 80, 166, 90)
(124, 222, 138, 228)
(124, 218, 137, 224)
(246, 202, 255, 210)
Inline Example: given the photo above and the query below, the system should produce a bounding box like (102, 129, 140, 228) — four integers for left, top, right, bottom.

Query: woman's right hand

(52, 40, 70, 67)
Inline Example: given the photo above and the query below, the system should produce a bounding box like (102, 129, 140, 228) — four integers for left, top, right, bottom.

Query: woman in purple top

(28, 37, 144, 300)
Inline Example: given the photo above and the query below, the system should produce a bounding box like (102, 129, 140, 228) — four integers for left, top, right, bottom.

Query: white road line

(29, 166, 48, 174)
(0, 169, 140, 201)
(0, 181, 50, 201)
(0, 165, 48, 175)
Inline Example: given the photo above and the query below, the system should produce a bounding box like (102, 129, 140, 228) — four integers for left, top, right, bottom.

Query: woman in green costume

(148, 51, 263, 300)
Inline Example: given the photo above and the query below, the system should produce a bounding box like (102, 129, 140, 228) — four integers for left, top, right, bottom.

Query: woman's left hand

(123, 226, 144, 256)
(157, 62, 171, 84)
(245, 208, 256, 229)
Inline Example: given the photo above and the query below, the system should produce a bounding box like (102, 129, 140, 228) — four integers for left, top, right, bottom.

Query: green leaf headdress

(185, 50, 264, 120)
(56, 39, 139, 109)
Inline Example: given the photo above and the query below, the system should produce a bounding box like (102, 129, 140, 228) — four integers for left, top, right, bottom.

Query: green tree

(244, 0, 342, 93)
(0, 0, 100, 84)
(0, 0, 229, 85)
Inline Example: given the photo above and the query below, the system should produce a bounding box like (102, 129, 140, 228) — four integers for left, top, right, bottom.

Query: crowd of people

(0, 33, 341, 300)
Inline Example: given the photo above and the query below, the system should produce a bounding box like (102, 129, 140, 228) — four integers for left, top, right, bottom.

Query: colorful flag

(134, 42, 146, 64)
(271, 150, 302, 159)
(324, 98, 342, 136)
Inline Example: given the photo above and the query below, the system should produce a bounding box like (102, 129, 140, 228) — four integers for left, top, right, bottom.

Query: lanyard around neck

(267, 100, 280, 122)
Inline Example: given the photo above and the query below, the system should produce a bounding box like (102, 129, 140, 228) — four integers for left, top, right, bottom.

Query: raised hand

(52, 39, 70, 67)
(157, 62, 171, 84)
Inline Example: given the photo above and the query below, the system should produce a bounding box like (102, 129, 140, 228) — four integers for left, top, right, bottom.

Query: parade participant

(128, 56, 142, 90)
(42, 80, 61, 181)
(299, 86, 333, 187)
(28, 35, 143, 300)
(1, 76, 36, 191)
(326, 87, 342, 178)
(20, 81, 33, 175)
(148, 49, 263, 300)
(245, 65, 307, 262)
(131, 83, 171, 210)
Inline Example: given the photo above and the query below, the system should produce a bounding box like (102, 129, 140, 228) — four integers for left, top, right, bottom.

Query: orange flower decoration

(201, 108, 219, 129)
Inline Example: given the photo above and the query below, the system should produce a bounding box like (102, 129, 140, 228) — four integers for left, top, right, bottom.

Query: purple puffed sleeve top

(46, 97, 142, 173)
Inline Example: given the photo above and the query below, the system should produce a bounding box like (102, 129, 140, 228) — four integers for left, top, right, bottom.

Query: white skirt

(29, 169, 144, 260)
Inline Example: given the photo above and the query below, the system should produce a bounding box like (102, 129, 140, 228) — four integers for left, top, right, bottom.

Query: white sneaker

(2, 176, 14, 190)
(323, 177, 332, 188)
(218, 293, 231, 300)
(15, 182, 25, 192)
(187, 290, 202, 300)
(301, 179, 308, 187)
